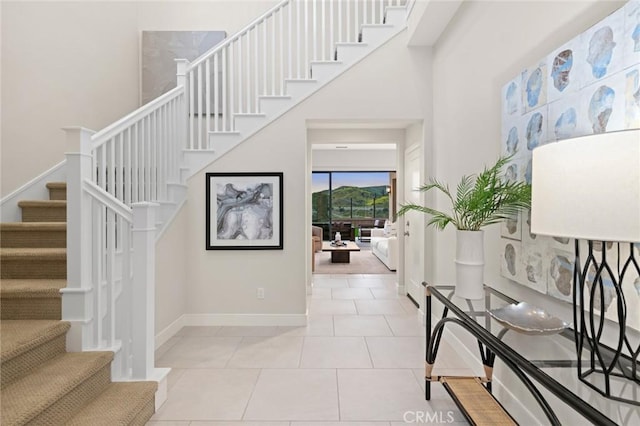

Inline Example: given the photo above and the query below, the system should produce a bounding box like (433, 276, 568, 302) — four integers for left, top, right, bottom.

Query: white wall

(155, 204, 188, 342)
(431, 1, 630, 423)
(309, 128, 402, 171)
(0, 0, 278, 197)
(182, 30, 432, 323)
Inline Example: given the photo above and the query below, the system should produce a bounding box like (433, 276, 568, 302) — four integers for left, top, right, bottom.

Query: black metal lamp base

(574, 240, 640, 406)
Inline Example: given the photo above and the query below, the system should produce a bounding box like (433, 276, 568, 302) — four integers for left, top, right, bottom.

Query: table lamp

(530, 129, 640, 404)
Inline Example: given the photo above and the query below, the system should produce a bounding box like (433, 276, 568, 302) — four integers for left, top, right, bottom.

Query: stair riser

(1, 297, 62, 320)
(1, 257, 67, 279)
(361, 26, 396, 47)
(234, 115, 267, 136)
(384, 8, 406, 26)
(336, 45, 369, 64)
(311, 63, 344, 83)
(48, 188, 67, 201)
(21, 206, 66, 222)
(259, 97, 291, 118)
(31, 365, 111, 425)
(1, 229, 66, 248)
(285, 81, 318, 100)
(1, 332, 66, 389)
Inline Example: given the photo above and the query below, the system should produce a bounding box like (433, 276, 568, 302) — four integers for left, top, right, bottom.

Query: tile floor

(149, 274, 474, 425)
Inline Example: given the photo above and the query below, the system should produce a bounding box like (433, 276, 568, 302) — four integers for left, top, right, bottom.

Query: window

(312, 171, 392, 240)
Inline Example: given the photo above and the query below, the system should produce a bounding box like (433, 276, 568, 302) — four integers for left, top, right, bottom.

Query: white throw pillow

(384, 220, 397, 237)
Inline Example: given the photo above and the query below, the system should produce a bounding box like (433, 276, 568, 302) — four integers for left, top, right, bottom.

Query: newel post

(131, 202, 158, 379)
(62, 126, 96, 351)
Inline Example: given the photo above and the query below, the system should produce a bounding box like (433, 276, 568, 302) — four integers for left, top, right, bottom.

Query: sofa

(311, 225, 323, 252)
(370, 225, 398, 271)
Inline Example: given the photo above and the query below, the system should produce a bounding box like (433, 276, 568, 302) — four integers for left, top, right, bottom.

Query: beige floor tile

(384, 315, 426, 337)
(366, 337, 424, 368)
(215, 326, 280, 337)
(300, 337, 372, 368)
(309, 299, 358, 315)
(191, 422, 289, 426)
(334, 315, 393, 337)
(176, 326, 221, 337)
(355, 300, 408, 315)
(155, 336, 183, 360)
(276, 315, 334, 336)
(147, 421, 190, 426)
(293, 423, 390, 426)
(313, 277, 350, 288)
(337, 369, 434, 421)
(151, 369, 260, 421)
(156, 337, 242, 368)
(398, 298, 420, 314)
(226, 336, 304, 368)
(243, 369, 339, 420)
(433, 340, 476, 369)
(370, 289, 402, 299)
(167, 368, 186, 390)
(332, 288, 375, 300)
(360, 274, 397, 282)
(311, 287, 333, 299)
(348, 278, 392, 288)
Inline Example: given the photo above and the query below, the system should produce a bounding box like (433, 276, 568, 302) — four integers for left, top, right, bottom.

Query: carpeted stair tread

(66, 381, 158, 426)
(0, 279, 66, 319)
(0, 222, 66, 248)
(17, 200, 67, 207)
(1, 351, 113, 425)
(1, 248, 67, 279)
(0, 278, 66, 298)
(0, 222, 66, 230)
(46, 182, 67, 201)
(0, 320, 70, 387)
(0, 247, 66, 258)
(1, 320, 69, 362)
(46, 182, 67, 190)
(18, 200, 66, 222)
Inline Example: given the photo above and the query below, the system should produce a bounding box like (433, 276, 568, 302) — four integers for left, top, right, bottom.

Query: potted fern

(398, 154, 531, 299)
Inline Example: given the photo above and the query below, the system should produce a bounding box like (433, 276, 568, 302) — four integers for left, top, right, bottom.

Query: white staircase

(181, 1, 409, 176)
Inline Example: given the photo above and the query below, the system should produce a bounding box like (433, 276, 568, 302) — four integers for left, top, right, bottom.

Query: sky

(312, 171, 390, 193)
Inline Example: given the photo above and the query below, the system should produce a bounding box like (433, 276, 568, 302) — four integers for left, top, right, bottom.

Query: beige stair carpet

(0, 181, 157, 425)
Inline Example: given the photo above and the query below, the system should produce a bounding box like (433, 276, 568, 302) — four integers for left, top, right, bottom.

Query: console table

(423, 283, 638, 426)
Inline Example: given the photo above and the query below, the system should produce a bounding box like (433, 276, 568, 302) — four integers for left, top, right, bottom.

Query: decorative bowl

(488, 302, 570, 335)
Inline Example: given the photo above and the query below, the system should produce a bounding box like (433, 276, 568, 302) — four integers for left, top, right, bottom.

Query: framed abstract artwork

(206, 172, 283, 250)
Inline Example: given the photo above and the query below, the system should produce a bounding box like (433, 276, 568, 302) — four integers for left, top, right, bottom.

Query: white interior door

(404, 145, 425, 309)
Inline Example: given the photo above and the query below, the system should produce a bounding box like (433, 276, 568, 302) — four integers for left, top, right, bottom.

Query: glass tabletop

(424, 284, 640, 426)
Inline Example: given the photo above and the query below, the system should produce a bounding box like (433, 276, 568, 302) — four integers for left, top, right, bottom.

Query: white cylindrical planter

(454, 230, 485, 300)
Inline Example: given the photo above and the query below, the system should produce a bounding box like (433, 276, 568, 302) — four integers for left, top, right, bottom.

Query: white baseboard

(185, 313, 308, 327)
(155, 315, 186, 349)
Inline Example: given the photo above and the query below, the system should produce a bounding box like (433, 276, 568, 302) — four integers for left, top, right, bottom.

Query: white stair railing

(90, 86, 185, 204)
(183, 0, 407, 149)
(62, 78, 185, 386)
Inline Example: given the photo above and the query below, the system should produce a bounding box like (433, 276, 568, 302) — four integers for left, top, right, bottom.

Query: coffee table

(321, 241, 360, 263)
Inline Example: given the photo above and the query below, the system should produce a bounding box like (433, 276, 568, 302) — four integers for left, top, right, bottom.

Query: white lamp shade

(531, 129, 640, 243)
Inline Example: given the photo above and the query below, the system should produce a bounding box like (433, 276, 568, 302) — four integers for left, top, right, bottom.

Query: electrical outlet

(257, 288, 265, 299)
